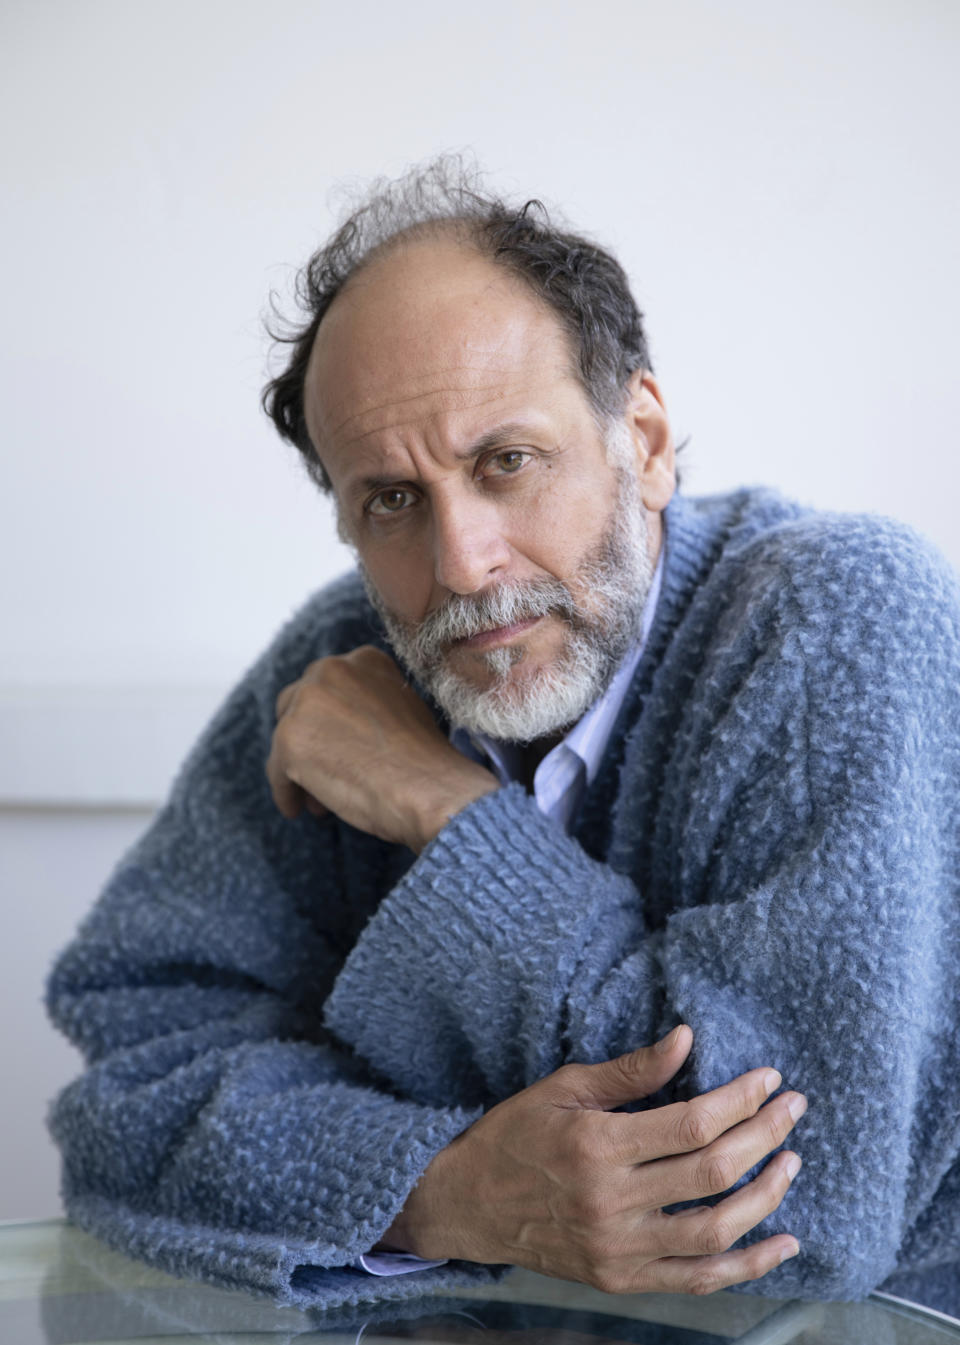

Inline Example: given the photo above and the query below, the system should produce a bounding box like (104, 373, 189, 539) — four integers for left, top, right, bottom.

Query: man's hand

(381, 1026, 805, 1296)
(266, 646, 499, 851)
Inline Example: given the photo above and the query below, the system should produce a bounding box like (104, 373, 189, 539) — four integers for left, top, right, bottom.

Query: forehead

(302, 238, 582, 472)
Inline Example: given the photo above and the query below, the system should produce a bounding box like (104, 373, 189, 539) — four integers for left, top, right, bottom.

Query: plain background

(1, 0, 958, 1219)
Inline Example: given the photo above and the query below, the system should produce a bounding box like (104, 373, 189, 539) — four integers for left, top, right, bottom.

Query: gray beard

(362, 468, 655, 744)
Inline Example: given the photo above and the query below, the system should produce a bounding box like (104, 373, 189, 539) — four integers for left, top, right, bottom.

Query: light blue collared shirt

(356, 555, 662, 1278)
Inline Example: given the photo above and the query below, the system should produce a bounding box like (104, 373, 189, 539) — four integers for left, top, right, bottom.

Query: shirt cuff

(355, 1251, 449, 1276)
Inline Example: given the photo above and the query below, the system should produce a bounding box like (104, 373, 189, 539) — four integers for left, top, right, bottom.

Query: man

(47, 162, 960, 1315)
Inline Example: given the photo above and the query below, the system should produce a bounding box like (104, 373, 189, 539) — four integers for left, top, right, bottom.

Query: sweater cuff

(325, 783, 642, 1101)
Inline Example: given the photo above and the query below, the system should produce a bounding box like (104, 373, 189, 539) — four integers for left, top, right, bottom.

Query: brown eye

(368, 488, 416, 516)
(489, 450, 529, 475)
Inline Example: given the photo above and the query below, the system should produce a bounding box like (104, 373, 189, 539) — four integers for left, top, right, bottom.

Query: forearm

(51, 1011, 483, 1297)
(321, 786, 956, 1301)
(324, 782, 652, 1106)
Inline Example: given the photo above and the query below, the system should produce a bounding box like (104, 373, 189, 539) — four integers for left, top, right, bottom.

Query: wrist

(407, 767, 499, 852)
(379, 1160, 450, 1261)
(383, 1137, 487, 1262)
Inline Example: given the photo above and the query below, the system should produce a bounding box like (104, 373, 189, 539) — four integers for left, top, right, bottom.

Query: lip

(454, 616, 542, 651)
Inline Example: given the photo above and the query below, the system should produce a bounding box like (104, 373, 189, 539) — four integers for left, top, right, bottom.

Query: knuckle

(581, 1109, 613, 1151)
(273, 714, 300, 756)
(687, 1266, 724, 1296)
(550, 1069, 609, 1124)
(294, 682, 333, 723)
(699, 1214, 737, 1256)
(767, 1104, 792, 1143)
(744, 1255, 771, 1284)
(565, 1121, 601, 1168)
(296, 658, 329, 684)
(767, 1166, 793, 1207)
(549, 1062, 581, 1092)
(302, 669, 333, 697)
(553, 1062, 592, 1098)
(628, 1264, 654, 1295)
(569, 1182, 617, 1227)
(730, 1247, 774, 1288)
(606, 1053, 640, 1091)
(345, 644, 390, 672)
(700, 1150, 738, 1195)
(306, 655, 345, 687)
(677, 1102, 717, 1151)
(589, 1265, 628, 1296)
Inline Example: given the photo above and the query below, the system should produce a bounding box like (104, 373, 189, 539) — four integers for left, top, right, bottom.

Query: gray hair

(262, 155, 654, 491)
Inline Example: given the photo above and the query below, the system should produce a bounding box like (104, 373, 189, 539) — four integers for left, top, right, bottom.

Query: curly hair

(262, 156, 653, 491)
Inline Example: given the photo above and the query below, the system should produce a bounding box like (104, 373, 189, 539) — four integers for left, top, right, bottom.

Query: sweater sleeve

(322, 520, 960, 1305)
(45, 581, 499, 1310)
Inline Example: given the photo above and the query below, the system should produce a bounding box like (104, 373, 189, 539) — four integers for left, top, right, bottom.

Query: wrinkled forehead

(302, 238, 579, 458)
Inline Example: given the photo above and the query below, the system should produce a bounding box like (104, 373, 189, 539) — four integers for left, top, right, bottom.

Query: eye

(484, 449, 530, 476)
(367, 487, 418, 516)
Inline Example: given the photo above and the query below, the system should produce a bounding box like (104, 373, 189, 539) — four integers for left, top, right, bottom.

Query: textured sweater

(46, 488, 960, 1315)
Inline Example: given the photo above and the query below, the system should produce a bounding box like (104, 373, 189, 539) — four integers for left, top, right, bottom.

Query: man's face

(303, 237, 673, 739)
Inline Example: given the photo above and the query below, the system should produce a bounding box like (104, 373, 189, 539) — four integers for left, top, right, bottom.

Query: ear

(622, 370, 676, 513)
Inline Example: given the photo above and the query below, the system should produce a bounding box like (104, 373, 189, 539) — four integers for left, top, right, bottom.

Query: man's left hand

(266, 645, 499, 851)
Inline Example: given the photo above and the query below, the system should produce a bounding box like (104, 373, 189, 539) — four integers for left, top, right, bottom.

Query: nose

(431, 492, 512, 595)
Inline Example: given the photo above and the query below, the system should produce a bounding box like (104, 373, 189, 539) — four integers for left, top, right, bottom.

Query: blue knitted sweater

(46, 489, 960, 1314)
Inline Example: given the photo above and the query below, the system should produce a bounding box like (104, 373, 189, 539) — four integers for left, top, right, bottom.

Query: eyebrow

(346, 421, 543, 501)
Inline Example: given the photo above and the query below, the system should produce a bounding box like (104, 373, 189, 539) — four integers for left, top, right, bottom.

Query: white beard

(363, 429, 656, 743)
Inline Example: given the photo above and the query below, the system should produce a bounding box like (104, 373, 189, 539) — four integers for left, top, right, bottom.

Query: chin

(453, 641, 528, 684)
(429, 642, 604, 744)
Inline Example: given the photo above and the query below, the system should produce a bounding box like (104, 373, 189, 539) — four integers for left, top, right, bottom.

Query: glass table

(2, 1219, 958, 1345)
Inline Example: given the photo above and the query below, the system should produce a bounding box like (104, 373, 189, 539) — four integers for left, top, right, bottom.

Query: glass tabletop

(1, 1219, 958, 1345)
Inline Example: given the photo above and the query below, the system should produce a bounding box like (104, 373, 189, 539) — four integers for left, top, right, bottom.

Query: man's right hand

(380, 1026, 805, 1296)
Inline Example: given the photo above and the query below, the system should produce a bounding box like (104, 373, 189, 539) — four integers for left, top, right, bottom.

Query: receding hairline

(307, 219, 592, 423)
(261, 156, 656, 492)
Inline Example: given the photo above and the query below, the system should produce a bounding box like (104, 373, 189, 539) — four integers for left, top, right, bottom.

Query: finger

(652, 1150, 801, 1257)
(553, 1027, 694, 1110)
(633, 1234, 801, 1297)
(275, 681, 300, 721)
(342, 644, 403, 673)
(304, 795, 329, 819)
(265, 734, 307, 820)
(610, 1067, 783, 1163)
(634, 1091, 806, 1208)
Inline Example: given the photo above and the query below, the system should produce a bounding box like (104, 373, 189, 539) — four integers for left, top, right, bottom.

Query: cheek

(517, 475, 615, 573)
(362, 548, 434, 624)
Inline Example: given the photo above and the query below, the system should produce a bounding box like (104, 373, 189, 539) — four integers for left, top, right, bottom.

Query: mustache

(407, 578, 578, 665)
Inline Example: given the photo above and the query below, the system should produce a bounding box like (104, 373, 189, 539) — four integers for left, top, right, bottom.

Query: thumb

(560, 1026, 694, 1111)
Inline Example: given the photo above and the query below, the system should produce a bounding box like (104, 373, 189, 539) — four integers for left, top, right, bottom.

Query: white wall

(1, 0, 958, 1218)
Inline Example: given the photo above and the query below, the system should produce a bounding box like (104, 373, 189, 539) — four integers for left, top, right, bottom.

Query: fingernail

(785, 1154, 802, 1181)
(787, 1093, 808, 1122)
(779, 1240, 800, 1264)
(656, 1026, 681, 1054)
(763, 1070, 782, 1096)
